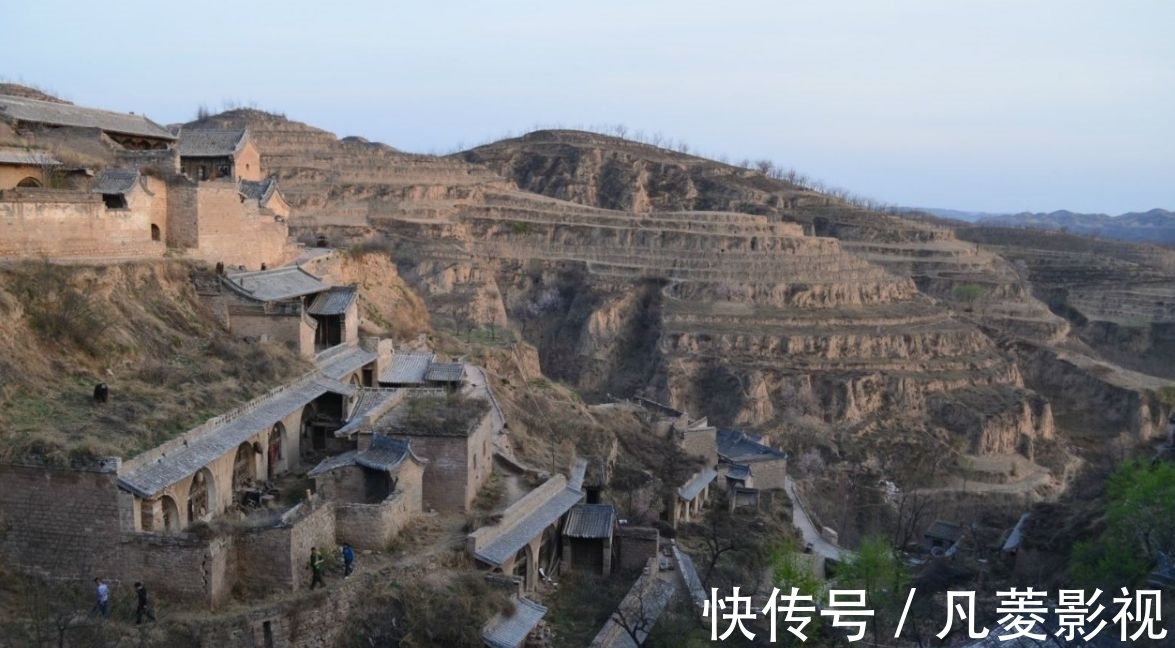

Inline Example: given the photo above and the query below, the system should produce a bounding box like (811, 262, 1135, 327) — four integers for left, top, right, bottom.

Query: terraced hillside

(182, 114, 1174, 487)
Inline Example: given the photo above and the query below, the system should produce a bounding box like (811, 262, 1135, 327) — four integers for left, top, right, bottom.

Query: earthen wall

(0, 189, 164, 260)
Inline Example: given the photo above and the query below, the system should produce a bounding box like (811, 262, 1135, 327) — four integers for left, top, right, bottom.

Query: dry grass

(0, 260, 309, 466)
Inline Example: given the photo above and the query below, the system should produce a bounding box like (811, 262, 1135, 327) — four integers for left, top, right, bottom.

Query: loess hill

(158, 114, 1175, 489)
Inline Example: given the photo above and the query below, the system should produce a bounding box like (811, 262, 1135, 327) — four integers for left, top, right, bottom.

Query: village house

(672, 468, 718, 528)
(561, 503, 616, 576)
(176, 128, 263, 182)
(715, 428, 789, 491)
(482, 597, 550, 648)
(308, 433, 427, 550)
(0, 93, 176, 152)
(0, 145, 59, 189)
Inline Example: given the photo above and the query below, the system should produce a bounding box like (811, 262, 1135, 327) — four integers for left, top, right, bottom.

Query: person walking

(341, 543, 354, 578)
(93, 578, 110, 618)
(309, 547, 325, 589)
(134, 582, 156, 624)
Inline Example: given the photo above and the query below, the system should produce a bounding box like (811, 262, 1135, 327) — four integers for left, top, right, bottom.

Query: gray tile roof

(119, 376, 356, 497)
(475, 487, 584, 566)
(177, 129, 246, 157)
(331, 388, 401, 438)
(223, 266, 328, 302)
(307, 286, 358, 316)
(308, 434, 423, 477)
(1001, 513, 1030, 552)
(378, 352, 434, 385)
(677, 468, 717, 501)
(0, 94, 175, 140)
(716, 428, 787, 463)
(564, 504, 615, 539)
(317, 345, 377, 381)
(724, 463, 751, 482)
(238, 177, 277, 203)
(424, 362, 465, 383)
(483, 597, 547, 648)
(0, 146, 58, 166)
(92, 168, 139, 195)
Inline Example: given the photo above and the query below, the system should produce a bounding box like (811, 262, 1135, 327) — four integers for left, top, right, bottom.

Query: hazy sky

(4, 1, 1173, 214)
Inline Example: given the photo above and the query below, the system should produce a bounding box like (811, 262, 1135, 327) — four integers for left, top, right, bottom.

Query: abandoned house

(177, 128, 262, 182)
(561, 503, 616, 576)
(309, 433, 426, 549)
(716, 428, 789, 491)
(0, 93, 176, 152)
(214, 266, 360, 358)
(923, 520, 965, 553)
(467, 472, 585, 591)
(238, 175, 291, 220)
(0, 145, 58, 189)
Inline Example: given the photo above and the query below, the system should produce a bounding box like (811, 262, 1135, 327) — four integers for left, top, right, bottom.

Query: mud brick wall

(749, 457, 788, 491)
(121, 533, 234, 608)
(0, 190, 164, 260)
(0, 464, 124, 578)
(616, 526, 659, 572)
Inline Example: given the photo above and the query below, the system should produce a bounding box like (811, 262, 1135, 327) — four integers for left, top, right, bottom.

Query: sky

(3, 0, 1173, 214)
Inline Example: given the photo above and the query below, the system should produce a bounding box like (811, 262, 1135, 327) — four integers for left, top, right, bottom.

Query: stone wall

(389, 410, 496, 514)
(228, 306, 315, 356)
(615, 526, 659, 571)
(115, 149, 180, 173)
(167, 180, 292, 269)
(122, 532, 233, 607)
(0, 463, 124, 577)
(238, 500, 336, 596)
(749, 457, 788, 491)
(0, 188, 165, 260)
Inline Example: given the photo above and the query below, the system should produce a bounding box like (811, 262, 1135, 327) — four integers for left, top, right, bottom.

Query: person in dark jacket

(134, 582, 156, 624)
(309, 547, 325, 589)
(341, 543, 355, 578)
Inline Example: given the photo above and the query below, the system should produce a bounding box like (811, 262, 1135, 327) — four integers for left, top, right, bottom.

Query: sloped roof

(120, 376, 356, 497)
(483, 597, 547, 648)
(1001, 513, 1030, 552)
(239, 177, 278, 203)
(677, 468, 717, 501)
(724, 463, 751, 482)
(177, 128, 247, 157)
(92, 168, 139, 195)
(424, 362, 465, 383)
(716, 428, 787, 463)
(474, 487, 584, 566)
(332, 388, 402, 438)
(307, 286, 358, 316)
(0, 94, 175, 140)
(223, 266, 328, 302)
(0, 146, 58, 166)
(308, 434, 423, 477)
(564, 504, 615, 539)
(317, 345, 377, 381)
(379, 352, 434, 384)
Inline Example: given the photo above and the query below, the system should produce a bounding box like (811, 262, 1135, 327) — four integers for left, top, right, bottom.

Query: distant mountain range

(909, 207, 1175, 245)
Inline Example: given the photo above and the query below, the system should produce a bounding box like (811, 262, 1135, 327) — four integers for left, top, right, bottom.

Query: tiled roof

(92, 168, 139, 195)
(308, 434, 423, 477)
(716, 428, 787, 463)
(177, 128, 246, 157)
(564, 504, 615, 539)
(677, 468, 717, 501)
(0, 94, 175, 140)
(223, 266, 328, 302)
(378, 352, 434, 385)
(925, 520, 964, 542)
(307, 286, 358, 316)
(424, 362, 465, 383)
(0, 146, 58, 166)
(724, 463, 751, 482)
(317, 345, 377, 381)
(119, 376, 356, 497)
(331, 389, 401, 438)
(483, 597, 547, 648)
(238, 177, 277, 203)
(475, 487, 584, 566)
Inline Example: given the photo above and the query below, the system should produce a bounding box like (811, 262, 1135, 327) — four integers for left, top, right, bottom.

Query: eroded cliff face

(183, 114, 1174, 485)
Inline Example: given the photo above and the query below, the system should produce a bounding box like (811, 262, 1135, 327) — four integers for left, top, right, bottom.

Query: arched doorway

(186, 467, 217, 524)
(233, 442, 258, 492)
(151, 224, 161, 241)
(268, 422, 285, 481)
(16, 176, 41, 188)
(161, 495, 180, 532)
(300, 404, 319, 460)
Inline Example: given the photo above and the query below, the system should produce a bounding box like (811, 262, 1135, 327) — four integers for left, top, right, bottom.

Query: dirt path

(784, 477, 854, 562)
